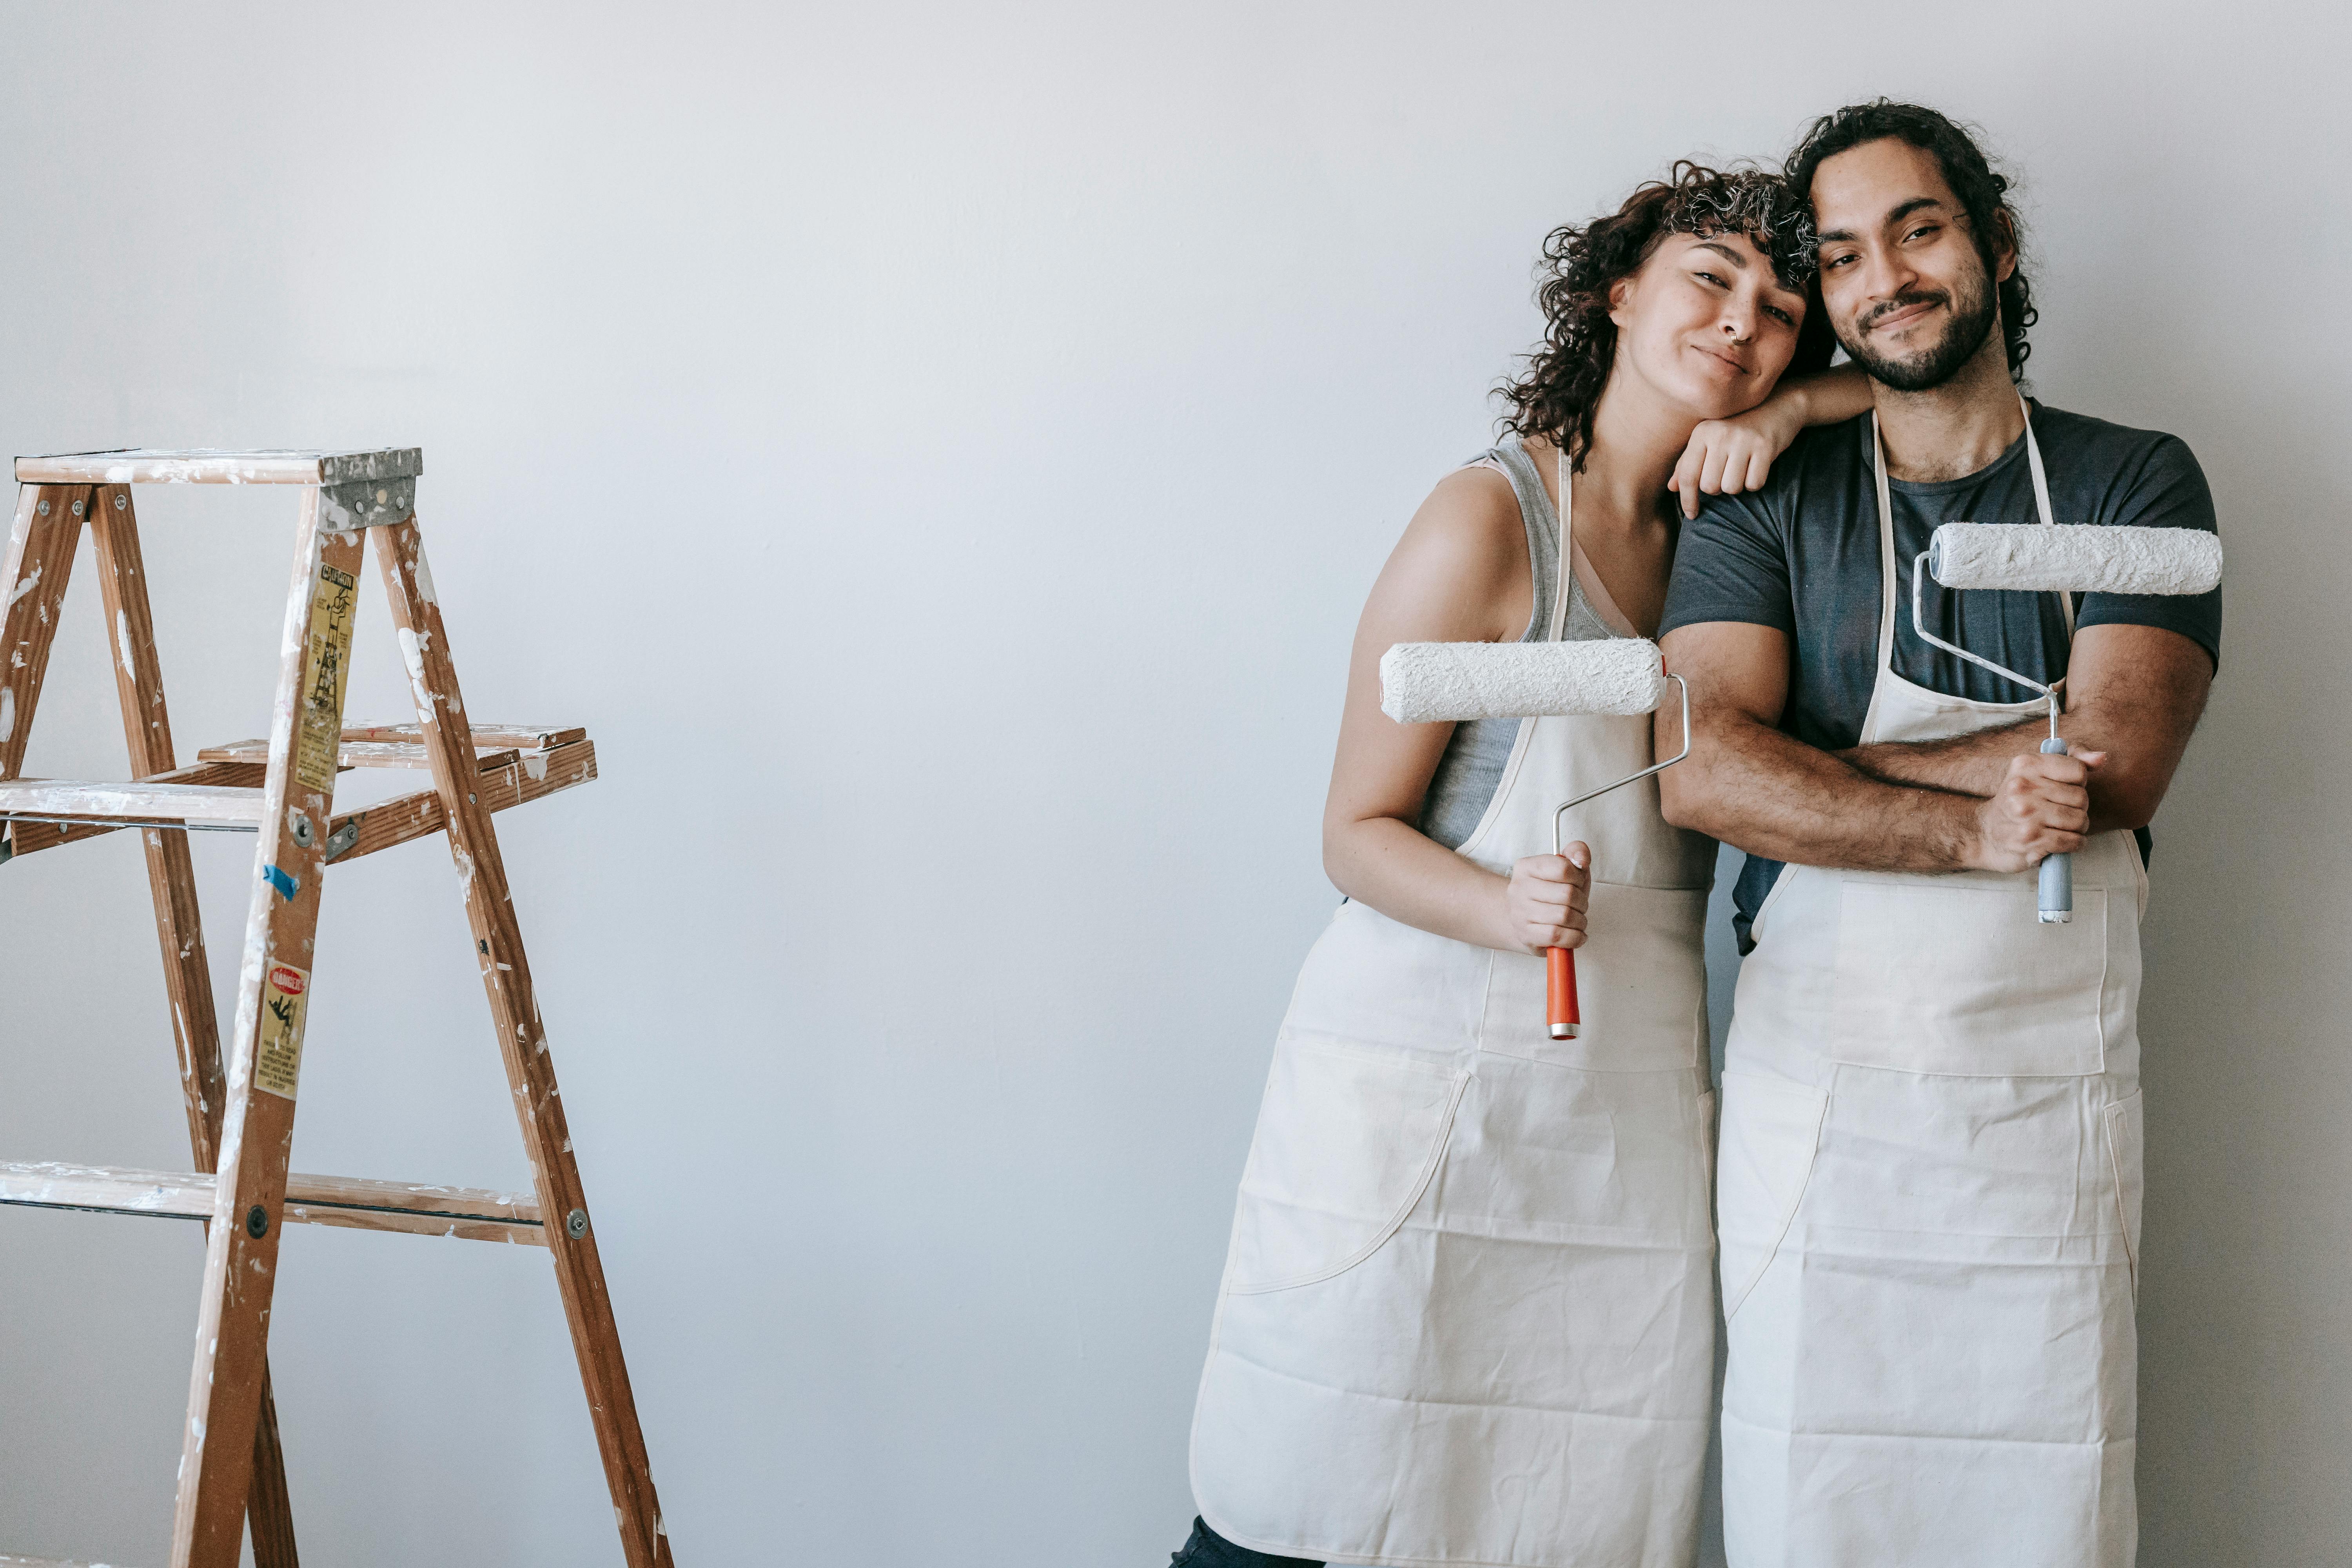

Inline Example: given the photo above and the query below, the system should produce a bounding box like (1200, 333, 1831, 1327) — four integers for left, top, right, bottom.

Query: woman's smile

(1691, 341, 1753, 377)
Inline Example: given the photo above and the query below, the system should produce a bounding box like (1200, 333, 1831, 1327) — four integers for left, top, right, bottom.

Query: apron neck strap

(1868, 388, 2073, 688)
(1869, 414, 1901, 688)
(2015, 391, 2075, 636)
(1551, 446, 1575, 641)
(2016, 387, 2056, 533)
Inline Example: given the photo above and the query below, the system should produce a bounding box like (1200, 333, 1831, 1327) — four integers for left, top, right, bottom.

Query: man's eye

(1824, 253, 1854, 269)
(1906, 226, 1938, 243)
(1695, 270, 1727, 288)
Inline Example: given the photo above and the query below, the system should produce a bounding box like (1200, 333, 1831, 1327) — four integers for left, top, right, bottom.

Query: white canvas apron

(1716, 408, 2147, 1567)
(1191, 465, 1720, 1568)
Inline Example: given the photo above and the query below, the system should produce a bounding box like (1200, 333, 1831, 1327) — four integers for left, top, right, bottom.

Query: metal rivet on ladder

(70, 499, 83, 516)
(290, 810, 314, 849)
(36, 500, 48, 515)
(246, 1205, 270, 1239)
(566, 1209, 589, 1240)
(113, 492, 127, 509)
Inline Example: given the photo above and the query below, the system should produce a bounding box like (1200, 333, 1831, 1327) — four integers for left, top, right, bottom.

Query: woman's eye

(1694, 270, 1728, 289)
(1765, 307, 1794, 326)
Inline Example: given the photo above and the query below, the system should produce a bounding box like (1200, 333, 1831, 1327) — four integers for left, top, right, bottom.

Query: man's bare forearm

(1840, 690, 2203, 833)
(1839, 719, 2032, 799)
(1840, 626, 2213, 831)
(1664, 710, 1986, 872)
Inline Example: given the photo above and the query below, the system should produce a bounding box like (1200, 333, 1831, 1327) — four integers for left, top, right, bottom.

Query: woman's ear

(1606, 271, 1638, 328)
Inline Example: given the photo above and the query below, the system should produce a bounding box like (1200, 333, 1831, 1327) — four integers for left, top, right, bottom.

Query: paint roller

(1381, 639, 1688, 1039)
(1912, 522, 2223, 923)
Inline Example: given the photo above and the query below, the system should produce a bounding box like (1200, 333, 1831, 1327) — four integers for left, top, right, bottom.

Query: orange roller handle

(1546, 944, 1580, 1040)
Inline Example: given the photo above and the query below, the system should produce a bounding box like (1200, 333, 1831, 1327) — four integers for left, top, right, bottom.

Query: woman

(1174, 163, 1869, 1568)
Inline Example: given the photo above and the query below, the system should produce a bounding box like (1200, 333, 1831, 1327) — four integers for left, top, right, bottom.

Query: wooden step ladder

(0, 450, 671, 1568)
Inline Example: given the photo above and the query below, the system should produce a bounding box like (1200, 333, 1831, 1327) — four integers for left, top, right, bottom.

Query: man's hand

(1669, 407, 1804, 521)
(1969, 749, 2106, 872)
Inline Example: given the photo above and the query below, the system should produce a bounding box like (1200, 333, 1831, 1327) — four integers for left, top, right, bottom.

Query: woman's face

(1607, 230, 1810, 422)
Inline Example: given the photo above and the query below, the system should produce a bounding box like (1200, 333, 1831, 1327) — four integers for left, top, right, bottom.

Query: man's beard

(1837, 261, 1999, 391)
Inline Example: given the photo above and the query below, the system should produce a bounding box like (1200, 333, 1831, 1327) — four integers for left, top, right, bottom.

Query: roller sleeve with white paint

(1379, 636, 1668, 723)
(1927, 521, 2223, 596)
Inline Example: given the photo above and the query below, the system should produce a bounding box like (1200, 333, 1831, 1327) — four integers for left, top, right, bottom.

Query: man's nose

(1860, 244, 1916, 300)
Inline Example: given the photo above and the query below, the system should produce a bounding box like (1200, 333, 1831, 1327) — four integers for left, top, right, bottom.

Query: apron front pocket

(1828, 877, 2109, 1077)
(1225, 1034, 1468, 1294)
(1716, 1071, 1827, 1318)
(2104, 1091, 2145, 1298)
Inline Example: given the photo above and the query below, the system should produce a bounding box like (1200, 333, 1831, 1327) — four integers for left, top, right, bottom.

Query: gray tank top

(1417, 439, 1621, 850)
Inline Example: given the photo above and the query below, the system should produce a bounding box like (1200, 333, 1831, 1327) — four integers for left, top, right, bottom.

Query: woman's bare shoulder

(1404, 461, 1527, 563)
(1365, 461, 1534, 645)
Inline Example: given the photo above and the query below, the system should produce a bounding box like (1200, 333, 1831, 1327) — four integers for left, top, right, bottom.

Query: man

(1656, 102, 2220, 1566)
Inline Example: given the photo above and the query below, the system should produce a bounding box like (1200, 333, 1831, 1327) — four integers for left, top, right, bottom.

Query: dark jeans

(1169, 1515, 1323, 1568)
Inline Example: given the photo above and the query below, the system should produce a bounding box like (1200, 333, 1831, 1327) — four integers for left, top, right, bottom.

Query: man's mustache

(1858, 290, 1949, 330)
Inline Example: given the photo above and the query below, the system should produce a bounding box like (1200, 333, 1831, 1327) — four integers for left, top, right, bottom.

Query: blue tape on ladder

(263, 863, 299, 902)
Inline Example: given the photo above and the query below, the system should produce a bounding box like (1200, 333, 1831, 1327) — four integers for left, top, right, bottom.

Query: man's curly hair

(1497, 162, 1834, 472)
(1784, 101, 2035, 382)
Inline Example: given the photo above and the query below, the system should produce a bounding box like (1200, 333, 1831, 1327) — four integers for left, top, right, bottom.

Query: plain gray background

(0, 2, 2342, 1564)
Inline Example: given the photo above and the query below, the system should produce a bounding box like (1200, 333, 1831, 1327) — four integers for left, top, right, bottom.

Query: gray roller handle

(2038, 734, 2073, 924)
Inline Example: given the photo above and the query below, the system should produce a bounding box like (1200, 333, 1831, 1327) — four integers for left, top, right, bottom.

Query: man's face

(1809, 137, 2011, 391)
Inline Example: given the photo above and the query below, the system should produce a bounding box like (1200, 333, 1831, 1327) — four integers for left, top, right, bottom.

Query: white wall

(0, 3, 2342, 1563)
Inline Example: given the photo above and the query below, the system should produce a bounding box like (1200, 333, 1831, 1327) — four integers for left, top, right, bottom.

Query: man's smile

(1864, 295, 1945, 336)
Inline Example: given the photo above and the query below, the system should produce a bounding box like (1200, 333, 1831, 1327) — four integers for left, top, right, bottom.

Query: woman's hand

(1668, 399, 1807, 520)
(1498, 843, 1591, 955)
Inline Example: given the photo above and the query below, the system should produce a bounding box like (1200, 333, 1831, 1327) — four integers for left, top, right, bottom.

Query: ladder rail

(87, 485, 303, 1568)
(378, 519, 673, 1566)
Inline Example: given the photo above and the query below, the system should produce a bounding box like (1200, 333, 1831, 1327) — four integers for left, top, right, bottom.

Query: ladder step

(0, 1161, 544, 1246)
(0, 764, 264, 861)
(14, 446, 420, 486)
(0, 779, 265, 824)
(341, 720, 586, 750)
(198, 736, 524, 772)
(327, 739, 596, 864)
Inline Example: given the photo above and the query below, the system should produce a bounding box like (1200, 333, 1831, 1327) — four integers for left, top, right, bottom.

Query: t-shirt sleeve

(2074, 434, 2223, 671)
(1659, 488, 1793, 640)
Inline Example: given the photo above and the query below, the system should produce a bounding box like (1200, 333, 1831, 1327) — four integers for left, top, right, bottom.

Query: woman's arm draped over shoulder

(1322, 464, 1592, 957)
(1670, 362, 1872, 519)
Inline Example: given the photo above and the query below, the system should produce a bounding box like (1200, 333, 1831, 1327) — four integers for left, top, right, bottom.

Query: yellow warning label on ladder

(294, 561, 358, 793)
(254, 962, 311, 1100)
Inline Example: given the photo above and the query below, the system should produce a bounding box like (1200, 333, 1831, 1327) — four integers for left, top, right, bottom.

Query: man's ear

(1990, 209, 2020, 283)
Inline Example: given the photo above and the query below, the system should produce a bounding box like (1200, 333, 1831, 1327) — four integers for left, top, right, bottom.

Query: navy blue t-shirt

(1657, 401, 2221, 952)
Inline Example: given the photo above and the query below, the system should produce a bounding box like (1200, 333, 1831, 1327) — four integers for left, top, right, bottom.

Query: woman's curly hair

(1497, 162, 1834, 472)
